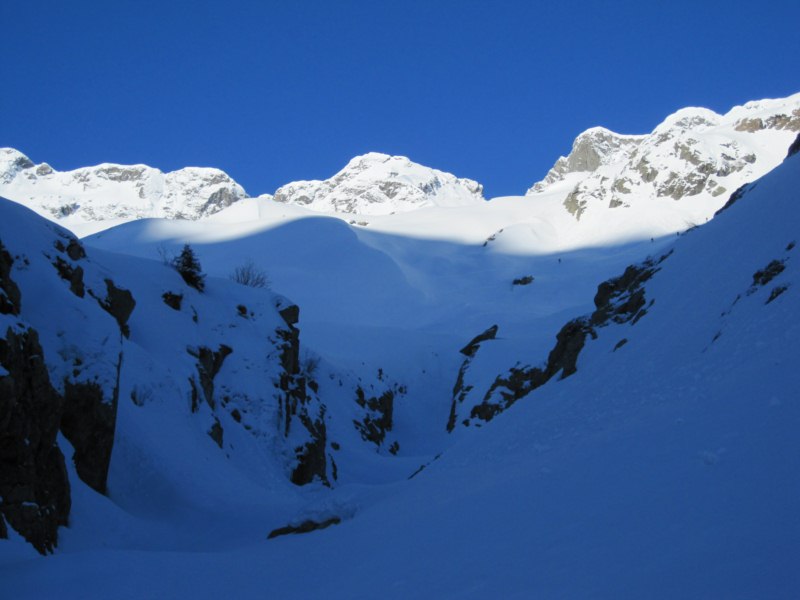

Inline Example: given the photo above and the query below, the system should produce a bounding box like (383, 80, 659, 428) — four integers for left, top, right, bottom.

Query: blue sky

(2, 0, 799, 198)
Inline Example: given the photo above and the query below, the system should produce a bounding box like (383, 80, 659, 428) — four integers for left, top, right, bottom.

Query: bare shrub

(230, 259, 269, 289)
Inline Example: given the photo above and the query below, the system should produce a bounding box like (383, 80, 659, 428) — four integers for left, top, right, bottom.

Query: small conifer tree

(172, 244, 205, 291)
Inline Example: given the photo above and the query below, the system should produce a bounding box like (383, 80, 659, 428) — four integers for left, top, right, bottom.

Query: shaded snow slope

(85, 195, 675, 458)
(272, 152, 485, 215)
(528, 92, 800, 222)
(0, 148, 247, 226)
(0, 197, 415, 556)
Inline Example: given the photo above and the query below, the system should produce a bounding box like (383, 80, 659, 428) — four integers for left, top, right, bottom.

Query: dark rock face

(353, 386, 395, 447)
(590, 258, 661, 326)
(448, 325, 499, 431)
(788, 133, 800, 158)
(512, 275, 534, 286)
(547, 318, 597, 378)
(278, 303, 300, 327)
(467, 317, 597, 426)
(188, 345, 233, 412)
(60, 379, 118, 495)
(714, 183, 752, 218)
(162, 291, 183, 311)
(751, 259, 785, 288)
(272, 304, 332, 486)
(456, 254, 668, 428)
(0, 241, 21, 315)
(0, 327, 70, 554)
(1, 235, 122, 553)
(208, 418, 224, 448)
(276, 305, 301, 375)
(65, 239, 86, 261)
(448, 362, 474, 431)
(291, 408, 328, 486)
(267, 516, 341, 539)
(748, 258, 789, 305)
(97, 279, 135, 338)
(53, 236, 87, 263)
(459, 325, 498, 358)
(52, 257, 85, 298)
(766, 285, 789, 304)
(280, 368, 330, 486)
(51, 237, 88, 299)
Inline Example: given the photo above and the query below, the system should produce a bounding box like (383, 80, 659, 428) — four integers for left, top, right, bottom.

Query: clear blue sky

(2, 0, 799, 198)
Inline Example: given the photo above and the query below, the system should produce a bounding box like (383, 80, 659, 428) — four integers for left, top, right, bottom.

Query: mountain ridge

(1, 92, 798, 232)
(0, 147, 248, 227)
(528, 92, 800, 221)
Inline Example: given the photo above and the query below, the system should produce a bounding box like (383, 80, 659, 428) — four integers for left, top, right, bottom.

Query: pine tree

(172, 244, 205, 291)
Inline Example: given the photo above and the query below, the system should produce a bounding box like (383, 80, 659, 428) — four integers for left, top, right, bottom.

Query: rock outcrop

(1, 233, 124, 549)
(0, 240, 21, 315)
(188, 345, 233, 412)
(0, 326, 70, 554)
(353, 380, 405, 454)
(267, 516, 341, 539)
(451, 254, 668, 428)
(787, 132, 800, 158)
(274, 302, 333, 486)
(447, 325, 498, 432)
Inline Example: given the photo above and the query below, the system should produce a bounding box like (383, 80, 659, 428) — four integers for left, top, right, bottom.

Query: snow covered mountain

(3, 130, 798, 600)
(0, 148, 248, 226)
(0, 149, 485, 228)
(272, 152, 485, 215)
(529, 93, 800, 220)
(2, 94, 800, 598)
(3, 93, 797, 233)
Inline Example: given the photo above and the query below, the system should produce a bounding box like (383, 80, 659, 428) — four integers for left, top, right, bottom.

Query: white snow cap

(272, 152, 485, 215)
(0, 151, 248, 224)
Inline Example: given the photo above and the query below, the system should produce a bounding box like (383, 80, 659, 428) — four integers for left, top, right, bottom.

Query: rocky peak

(0, 150, 249, 225)
(528, 93, 800, 221)
(273, 152, 484, 215)
(529, 128, 643, 193)
(651, 106, 722, 136)
(0, 148, 35, 184)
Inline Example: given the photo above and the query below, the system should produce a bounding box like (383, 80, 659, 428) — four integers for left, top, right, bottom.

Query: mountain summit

(272, 152, 485, 215)
(0, 148, 247, 226)
(528, 93, 800, 220)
